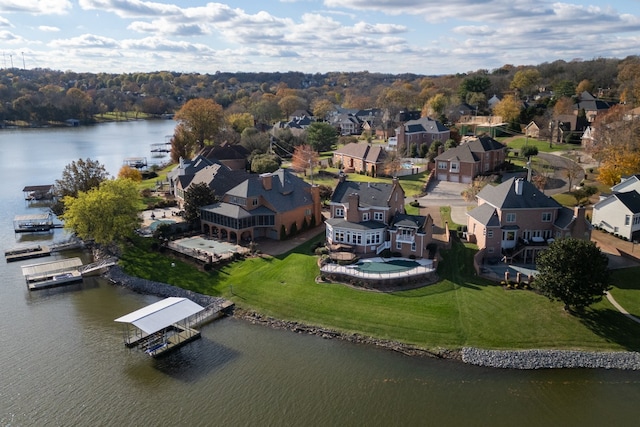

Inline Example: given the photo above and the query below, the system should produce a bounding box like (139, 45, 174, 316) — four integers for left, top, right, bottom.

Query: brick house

(394, 117, 449, 154)
(200, 169, 322, 243)
(325, 175, 433, 258)
(333, 142, 387, 176)
(467, 177, 591, 263)
(434, 135, 506, 183)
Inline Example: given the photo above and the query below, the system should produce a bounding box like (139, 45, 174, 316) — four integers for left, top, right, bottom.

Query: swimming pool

(354, 259, 420, 273)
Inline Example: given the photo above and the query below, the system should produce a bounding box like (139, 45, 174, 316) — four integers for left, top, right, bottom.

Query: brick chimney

(260, 172, 272, 190)
(572, 205, 589, 238)
(347, 193, 360, 222)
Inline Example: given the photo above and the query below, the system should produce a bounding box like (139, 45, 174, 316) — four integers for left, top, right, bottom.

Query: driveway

(417, 180, 474, 225)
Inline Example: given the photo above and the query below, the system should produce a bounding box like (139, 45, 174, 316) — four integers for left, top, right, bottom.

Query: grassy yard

(610, 267, 640, 320)
(119, 235, 640, 352)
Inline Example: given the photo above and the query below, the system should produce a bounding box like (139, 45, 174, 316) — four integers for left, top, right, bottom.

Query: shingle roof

(334, 143, 386, 163)
(190, 164, 250, 196)
(477, 177, 562, 210)
(615, 191, 640, 214)
(403, 117, 448, 134)
(325, 218, 387, 230)
(391, 213, 428, 232)
(225, 168, 314, 212)
(555, 206, 576, 229)
(330, 180, 399, 208)
(467, 203, 500, 227)
(435, 143, 478, 162)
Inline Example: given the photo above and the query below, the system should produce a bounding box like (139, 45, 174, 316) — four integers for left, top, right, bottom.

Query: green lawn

(119, 235, 640, 351)
(610, 267, 640, 319)
(506, 137, 567, 153)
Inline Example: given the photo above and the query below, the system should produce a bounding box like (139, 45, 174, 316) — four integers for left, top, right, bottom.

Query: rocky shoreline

(104, 266, 640, 370)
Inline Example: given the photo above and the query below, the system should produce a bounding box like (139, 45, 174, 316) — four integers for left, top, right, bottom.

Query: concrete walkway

(606, 292, 640, 324)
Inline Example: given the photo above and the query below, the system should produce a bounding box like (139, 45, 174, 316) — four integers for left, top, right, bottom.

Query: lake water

(1, 121, 640, 426)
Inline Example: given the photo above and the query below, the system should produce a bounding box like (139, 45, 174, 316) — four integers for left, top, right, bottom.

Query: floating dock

(23, 185, 55, 201)
(21, 258, 84, 290)
(4, 245, 51, 262)
(13, 212, 55, 233)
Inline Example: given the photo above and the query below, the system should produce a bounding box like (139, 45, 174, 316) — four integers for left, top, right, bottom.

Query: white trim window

(542, 212, 552, 222)
(505, 213, 516, 223)
(374, 212, 384, 222)
(396, 241, 402, 250)
(438, 161, 448, 170)
(362, 212, 370, 221)
(335, 207, 344, 218)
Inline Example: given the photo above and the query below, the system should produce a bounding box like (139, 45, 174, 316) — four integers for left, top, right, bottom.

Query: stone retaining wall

(105, 265, 226, 308)
(462, 347, 640, 370)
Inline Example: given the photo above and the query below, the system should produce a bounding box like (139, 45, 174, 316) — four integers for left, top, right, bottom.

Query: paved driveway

(418, 180, 474, 225)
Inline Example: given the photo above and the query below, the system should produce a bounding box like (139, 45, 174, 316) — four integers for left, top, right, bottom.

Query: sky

(1, 0, 640, 76)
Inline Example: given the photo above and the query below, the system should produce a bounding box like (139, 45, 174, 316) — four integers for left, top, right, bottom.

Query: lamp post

(548, 120, 554, 149)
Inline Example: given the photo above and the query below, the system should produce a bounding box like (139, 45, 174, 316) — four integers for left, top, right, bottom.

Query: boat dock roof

(115, 297, 204, 335)
(14, 213, 52, 221)
(21, 257, 84, 290)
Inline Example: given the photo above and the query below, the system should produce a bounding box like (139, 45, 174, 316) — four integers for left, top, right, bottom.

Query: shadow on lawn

(578, 308, 640, 351)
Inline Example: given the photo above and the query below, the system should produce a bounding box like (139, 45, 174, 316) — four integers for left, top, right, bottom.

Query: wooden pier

(21, 258, 84, 290)
(4, 245, 51, 262)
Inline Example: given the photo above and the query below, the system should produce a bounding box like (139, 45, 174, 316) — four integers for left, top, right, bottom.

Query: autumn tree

(617, 56, 640, 106)
(278, 95, 308, 117)
(226, 112, 254, 134)
(118, 165, 143, 182)
(553, 96, 574, 116)
(183, 182, 215, 223)
(171, 98, 224, 159)
(510, 68, 541, 98)
(535, 238, 611, 312)
(312, 99, 335, 120)
(564, 162, 583, 190)
(61, 178, 141, 245)
(306, 122, 337, 152)
(292, 144, 319, 177)
(382, 150, 402, 177)
(492, 94, 521, 123)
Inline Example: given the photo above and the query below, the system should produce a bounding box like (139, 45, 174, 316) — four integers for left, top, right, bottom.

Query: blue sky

(1, 0, 639, 75)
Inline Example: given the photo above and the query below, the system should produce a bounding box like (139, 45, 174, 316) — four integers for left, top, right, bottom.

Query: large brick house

(200, 169, 322, 244)
(394, 117, 449, 154)
(467, 177, 591, 262)
(434, 135, 506, 183)
(333, 142, 387, 176)
(325, 175, 433, 258)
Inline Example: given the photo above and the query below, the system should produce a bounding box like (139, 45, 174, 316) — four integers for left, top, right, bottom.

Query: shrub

(410, 200, 421, 208)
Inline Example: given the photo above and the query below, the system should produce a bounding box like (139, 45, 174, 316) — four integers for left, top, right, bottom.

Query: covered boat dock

(13, 212, 54, 232)
(114, 297, 205, 357)
(21, 257, 84, 290)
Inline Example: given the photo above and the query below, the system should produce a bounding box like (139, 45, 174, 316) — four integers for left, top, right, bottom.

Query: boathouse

(13, 212, 54, 232)
(114, 297, 205, 357)
(23, 185, 55, 201)
(21, 257, 84, 290)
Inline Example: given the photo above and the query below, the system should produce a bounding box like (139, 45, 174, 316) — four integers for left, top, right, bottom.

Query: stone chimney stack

(260, 172, 273, 190)
(347, 193, 360, 222)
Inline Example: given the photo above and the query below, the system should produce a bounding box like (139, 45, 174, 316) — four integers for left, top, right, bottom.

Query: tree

(292, 144, 319, 177)
(492, 94, 521, 123)
(306, 122, 337, 152)
(53, 158, 109, 215)
(172, 98, 224, 156)
(382, 150, 402, 177)
(251, 154, 281, 174)
(564, 161, 583, 190)
(521, 146, 538, 159)
(118, 165, 143, 182)
(183, 182, 216, 223)
(510, 68, 541, 97)
(571, 185, 597, 205)
(535, 238, 611, 311)
(61, 178, 140, 245)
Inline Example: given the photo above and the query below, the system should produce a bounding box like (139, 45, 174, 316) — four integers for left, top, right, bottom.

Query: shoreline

(104, 265, 640, 370)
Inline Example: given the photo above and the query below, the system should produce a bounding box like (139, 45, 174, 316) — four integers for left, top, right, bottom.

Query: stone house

(325, 176, 433, 258)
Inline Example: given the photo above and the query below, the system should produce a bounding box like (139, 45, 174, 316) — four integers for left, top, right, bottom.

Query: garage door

(461, 175, 472, 184)
(449, 174, 459, 182)
(437, 173, 448, 181)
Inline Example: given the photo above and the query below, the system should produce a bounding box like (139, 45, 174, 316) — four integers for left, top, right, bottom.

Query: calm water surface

(1, 121, 640, 426)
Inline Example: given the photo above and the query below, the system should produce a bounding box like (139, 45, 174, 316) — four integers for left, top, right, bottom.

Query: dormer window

(335, 207, 344, 218)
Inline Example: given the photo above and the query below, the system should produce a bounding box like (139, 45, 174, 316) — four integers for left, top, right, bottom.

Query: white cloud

(0, 0, 72, 15)
(78, 0, 183, 18)
(38, 25, 60, 32)
(49, 33, 120, 48)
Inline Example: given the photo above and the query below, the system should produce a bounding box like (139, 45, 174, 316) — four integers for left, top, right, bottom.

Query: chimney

(179, 156, 184, 169)
(260, 172, 273, 190)
(347, 193, 360, 222)
(515, 178, 523, 196)
(573, 205, 588, 238)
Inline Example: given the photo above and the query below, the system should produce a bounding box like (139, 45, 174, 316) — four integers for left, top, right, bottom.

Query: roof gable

(331, 180, 401, 208)
(477, 177, 562, 210)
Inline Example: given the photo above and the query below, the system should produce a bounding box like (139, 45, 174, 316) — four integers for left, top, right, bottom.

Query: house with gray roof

(332, 142, 387, 176)
(200, 169, 322, 243)
(325, 175, 433, 258)
(467, 177, 590, 262)
(574, 91, 614, 123)
(434, 135, 506, 183)
(592, 174, 640, 241)
(394, 116, 449, 154)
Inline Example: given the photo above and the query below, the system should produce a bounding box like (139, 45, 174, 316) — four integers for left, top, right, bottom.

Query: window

(506, 213, 516, 223)
(411, 242, 416, 252)
(450, 162, 459, 172)
(625, 215, 631, 226)
(438, 162, 448, 170)
(362, 212, 370, 221)
(487, 230, 493, 238)
(335, 207, 344, 218)
(396, 241, 402, 250)
(252, 198, 258, 206)
(542, 212, 552, 222)
(374, 212, 384, 222)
